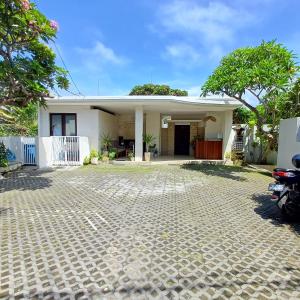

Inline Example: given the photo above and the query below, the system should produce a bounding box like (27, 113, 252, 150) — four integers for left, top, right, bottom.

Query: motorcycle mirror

(292, 154, 300, 168)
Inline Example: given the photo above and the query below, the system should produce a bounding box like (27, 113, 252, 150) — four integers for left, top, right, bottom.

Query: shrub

(90, 149, 99, 159)
(83, 156, 90, 165)
(0, 142, 8, 167)
(108, 151, 116, 160)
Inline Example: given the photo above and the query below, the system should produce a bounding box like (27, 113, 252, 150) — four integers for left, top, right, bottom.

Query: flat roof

(47, 95, 241, 106)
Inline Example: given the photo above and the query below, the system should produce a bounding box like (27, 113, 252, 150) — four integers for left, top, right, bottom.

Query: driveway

(0, 164, 300, 299)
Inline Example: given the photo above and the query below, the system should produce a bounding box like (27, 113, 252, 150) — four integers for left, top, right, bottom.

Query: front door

(174, 125, 190, 155)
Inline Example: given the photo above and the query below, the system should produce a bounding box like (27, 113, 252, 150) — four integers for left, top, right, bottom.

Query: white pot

(91, 157, 98, 165)
(144, 152, 151, 162)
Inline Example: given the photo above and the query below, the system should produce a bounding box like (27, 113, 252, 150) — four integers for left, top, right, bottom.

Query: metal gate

(52, 136, 80, 166)
(22, 138, 36, 165)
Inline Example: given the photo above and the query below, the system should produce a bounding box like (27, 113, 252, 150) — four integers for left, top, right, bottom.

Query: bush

(0, 142, 8, 167)
(108, 151, 116, 160)
(90, 149, 99, 159)
(83, 156, 90, 165)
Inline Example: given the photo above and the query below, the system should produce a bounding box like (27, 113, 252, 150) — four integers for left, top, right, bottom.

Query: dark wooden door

(174, 125, 190, 155)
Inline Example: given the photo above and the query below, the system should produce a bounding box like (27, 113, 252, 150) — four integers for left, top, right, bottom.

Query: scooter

(268, 154, 300, 220)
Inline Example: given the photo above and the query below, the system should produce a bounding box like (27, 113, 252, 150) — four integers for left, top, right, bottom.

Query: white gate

(52, 136, 80, 166)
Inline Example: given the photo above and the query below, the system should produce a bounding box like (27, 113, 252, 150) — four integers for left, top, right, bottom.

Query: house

(38, 95, 241, 167)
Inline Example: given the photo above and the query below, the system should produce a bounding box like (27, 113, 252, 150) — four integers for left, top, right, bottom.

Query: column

(223, 110, 234, 159)
(135, 106, 143, 161)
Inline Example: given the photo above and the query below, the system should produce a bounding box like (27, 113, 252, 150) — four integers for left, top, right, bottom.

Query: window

(50, 113, 77, 136)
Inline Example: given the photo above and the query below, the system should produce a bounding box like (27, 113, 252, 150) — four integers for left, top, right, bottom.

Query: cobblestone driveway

(1, 164, 300, 299)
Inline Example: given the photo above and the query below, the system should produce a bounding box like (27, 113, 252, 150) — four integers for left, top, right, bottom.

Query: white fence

(0, 136, 37, 165)
(52, 136, 80, 166)
(277, 118, 300, 168)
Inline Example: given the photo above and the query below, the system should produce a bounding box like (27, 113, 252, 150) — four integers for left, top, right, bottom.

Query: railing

(52, 136, 80, 166)
(232, 140, 244, 151)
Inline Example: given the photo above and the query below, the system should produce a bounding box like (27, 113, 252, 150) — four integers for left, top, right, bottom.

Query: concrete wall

(277, 118, 300, 168)
(145, 112, 161, 153)
(39, 105, 99, 150)
(118, 114, 135, 139)
(98, 111, 118, 150)
(223, 111, 234, 159)
(205, 112, 224, 140)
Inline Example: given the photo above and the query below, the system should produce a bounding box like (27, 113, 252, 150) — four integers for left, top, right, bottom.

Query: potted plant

(143, 134, 155, 162)
(127, 151, 134, 161)
(90, 149, 99, 165)
(102, 134, 112, 156)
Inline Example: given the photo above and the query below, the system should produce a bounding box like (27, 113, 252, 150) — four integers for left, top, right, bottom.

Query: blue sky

(37, 0, 300, 96)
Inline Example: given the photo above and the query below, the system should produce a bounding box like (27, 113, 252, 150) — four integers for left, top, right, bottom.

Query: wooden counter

(194, 140, 223, 159)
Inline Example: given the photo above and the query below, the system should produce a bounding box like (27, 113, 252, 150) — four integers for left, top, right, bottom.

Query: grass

(79, 163, 158, 174)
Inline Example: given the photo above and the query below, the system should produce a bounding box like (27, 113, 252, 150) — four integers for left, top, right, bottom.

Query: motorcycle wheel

(282, 194, 300, 221)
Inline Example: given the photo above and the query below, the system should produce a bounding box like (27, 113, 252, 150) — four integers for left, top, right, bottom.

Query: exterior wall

(222, 110, 234, 159)
(39, 105, 99, 150)
(145, 112, 161, 153)
(161, 128, 168, 155)
(205, 112, 224, 140)
(118, 114, 135, 139)
(98, 111, 118, 150)
(167, 123, 175, 155)
(277, 118, 300, 168)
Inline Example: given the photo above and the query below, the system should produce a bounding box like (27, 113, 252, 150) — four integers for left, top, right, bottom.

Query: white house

(38, 95, 241, 167)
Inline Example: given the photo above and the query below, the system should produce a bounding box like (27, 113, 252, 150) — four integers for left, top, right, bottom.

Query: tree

(0, 102, 38, 136)
(233, 106, 252, 124)
(0, 0, 69, 107)
(201, 41, 298, 160)
(129, 83, 188, 96)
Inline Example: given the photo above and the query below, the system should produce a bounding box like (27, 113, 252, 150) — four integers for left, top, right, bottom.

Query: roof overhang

(45, 95, 242, 114)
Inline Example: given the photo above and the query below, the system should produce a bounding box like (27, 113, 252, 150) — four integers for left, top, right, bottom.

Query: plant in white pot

(90, 149, 99, 165)
(143, 134, 155, 162)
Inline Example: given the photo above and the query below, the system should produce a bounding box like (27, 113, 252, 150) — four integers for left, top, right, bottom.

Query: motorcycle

(268, 154, 300, 220)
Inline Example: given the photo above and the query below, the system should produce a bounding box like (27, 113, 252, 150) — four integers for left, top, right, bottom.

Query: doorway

(174, 125, 190, 155)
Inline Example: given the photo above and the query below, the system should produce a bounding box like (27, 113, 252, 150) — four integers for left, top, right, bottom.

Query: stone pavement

(0, 164, 300, 299)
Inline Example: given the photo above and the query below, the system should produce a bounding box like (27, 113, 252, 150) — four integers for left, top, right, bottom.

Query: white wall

(277, 118, 300, 168)
(99, 111, 118, 150)
(223, 110, 234, 158)
(146, 112, 161, 153)
(205, 112, 224, 140)
(39, 105, 99, 150)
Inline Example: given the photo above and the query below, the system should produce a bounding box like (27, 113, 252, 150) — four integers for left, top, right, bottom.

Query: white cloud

(158, 1, 253, 43)
(76, 41, 128, 71)
(153, 0, 256, 66)
(163, 43, 201, 67)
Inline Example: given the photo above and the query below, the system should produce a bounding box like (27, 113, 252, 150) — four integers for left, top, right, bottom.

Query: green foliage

(233, 107, 252, 124)
(143, 134, 155, 152)
(0, 0, 69, 107)
(201, 40, 299, 161)
(0, 142, 8, 167)
(0, 102, 38, 136)
(108, 151, 116, 160)
(101, 134, 112, 151)
(90, 149, 99, 159)
(129, 84, 188, 96)
(83, 156, 90, 165)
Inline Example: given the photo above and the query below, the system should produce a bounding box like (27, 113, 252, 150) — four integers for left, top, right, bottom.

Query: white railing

(52, 136, 80, 166)
(0, 136, 37, 165)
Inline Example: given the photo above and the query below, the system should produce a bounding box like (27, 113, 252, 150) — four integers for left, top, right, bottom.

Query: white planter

(144, 152, 151, 162)
(91, 157, 98, 165)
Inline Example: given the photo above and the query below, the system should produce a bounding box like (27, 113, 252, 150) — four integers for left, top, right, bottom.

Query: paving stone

(0, 165, 300, 299)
